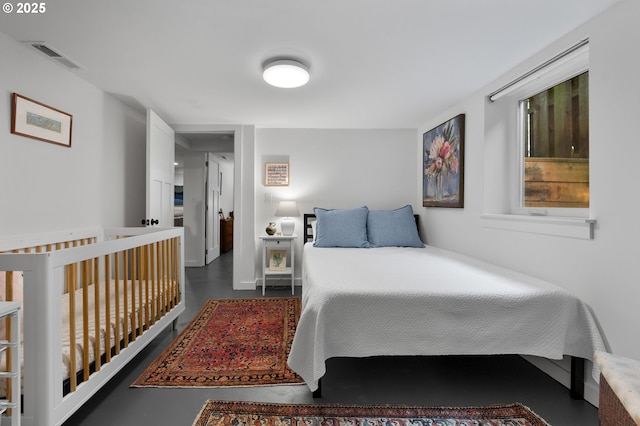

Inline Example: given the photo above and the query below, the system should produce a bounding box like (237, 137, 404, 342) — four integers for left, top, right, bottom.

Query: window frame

(481, 40, 595, 239)
(513, 73, 590, 218)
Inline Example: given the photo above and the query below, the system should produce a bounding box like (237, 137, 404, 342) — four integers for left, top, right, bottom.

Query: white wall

(101, 95, 146, 227)
(416, 0, 640, 403)
(183, 151, 206, 267)
(254, 128, 417, 286)
(0, 32, 146, 236)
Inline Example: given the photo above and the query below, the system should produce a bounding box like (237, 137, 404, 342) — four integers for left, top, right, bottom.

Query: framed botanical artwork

(265, 162, 289, 186)
(423, 114, 465, 208)
(269, 249, 287, 271)
(11, 93, 73, 147)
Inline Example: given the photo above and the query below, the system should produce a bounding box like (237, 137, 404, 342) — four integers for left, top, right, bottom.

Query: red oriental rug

(131, 297, 303, 388)
(192, 401, 551, 426)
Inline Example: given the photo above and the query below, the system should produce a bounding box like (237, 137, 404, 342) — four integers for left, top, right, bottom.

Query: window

(482, 40, 594, 239)
(520, 71, 589, 212)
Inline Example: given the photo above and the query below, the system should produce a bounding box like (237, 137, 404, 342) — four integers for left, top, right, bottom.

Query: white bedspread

(288, 243, 606, 391)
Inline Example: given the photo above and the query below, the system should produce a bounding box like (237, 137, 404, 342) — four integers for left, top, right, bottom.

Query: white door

(146, 109, 175, 227)
(206, 154, 221, 263)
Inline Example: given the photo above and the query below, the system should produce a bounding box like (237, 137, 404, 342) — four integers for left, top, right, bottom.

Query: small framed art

(423, 114, 465, 208)
(265, 162, 289, 186)
(11, 93, 73, 147)
(269, 249, 287, 271)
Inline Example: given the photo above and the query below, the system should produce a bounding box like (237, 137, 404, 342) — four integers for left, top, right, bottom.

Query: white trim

(238, 280, 257, 290)
(487, 39, 592, 230)
(481, 213, 596, 240)
(489, 39, 589, 102)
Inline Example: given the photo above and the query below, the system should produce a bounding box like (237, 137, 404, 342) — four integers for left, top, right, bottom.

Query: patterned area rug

(131, 297, 303, 388)
(192, 401, 551, 426)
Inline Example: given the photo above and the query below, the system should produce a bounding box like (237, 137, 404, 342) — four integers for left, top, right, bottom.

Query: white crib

(0, 227, 185, 426)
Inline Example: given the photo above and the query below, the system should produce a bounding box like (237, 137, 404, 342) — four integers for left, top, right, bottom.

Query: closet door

(206, 154, 221, 264)
(145, 109, 175, 227)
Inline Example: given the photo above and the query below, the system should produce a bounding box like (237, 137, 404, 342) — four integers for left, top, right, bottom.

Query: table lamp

(275, 201, 300, 236)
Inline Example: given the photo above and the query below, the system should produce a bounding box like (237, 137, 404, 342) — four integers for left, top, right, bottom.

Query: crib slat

(172, 238, 179, 306)
(170, 239, 175, 308)
(131, 247, 137, 341)
(150, 243, 157, 323)
(67, 262, 78, 392)
(142, 245, 148, 331)
(93, 255, 101, 373)
(81, 255, 90, 382)
(143, 245, 147, 329)
(123, 249, 129, 348)
(104, 253, 112, 363)
(144, 244, 150, 330)
(114, 251, 121, 355)
(157, 242, 164, 317)
(137, 246, 143, 337)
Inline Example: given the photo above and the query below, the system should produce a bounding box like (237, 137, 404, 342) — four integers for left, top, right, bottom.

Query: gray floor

(62, 250, 599, 426)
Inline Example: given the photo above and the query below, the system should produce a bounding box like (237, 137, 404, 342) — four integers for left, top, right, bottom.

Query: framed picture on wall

(11, 93, 73, 147)
(265, 162, 289, 186)
(423, 114, 465, 208)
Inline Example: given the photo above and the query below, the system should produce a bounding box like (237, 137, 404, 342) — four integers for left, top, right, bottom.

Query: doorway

(174, 132, 235, 267)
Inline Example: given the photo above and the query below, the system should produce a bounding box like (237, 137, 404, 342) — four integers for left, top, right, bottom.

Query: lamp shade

(275, 201, 300, 236)
(275, 201, 300, 217)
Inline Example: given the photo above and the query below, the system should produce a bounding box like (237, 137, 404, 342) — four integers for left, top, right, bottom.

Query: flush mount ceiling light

(263, 59, 310, 88)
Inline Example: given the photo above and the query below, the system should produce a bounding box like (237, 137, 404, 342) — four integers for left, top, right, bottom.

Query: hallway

(63, 251, 598, 425)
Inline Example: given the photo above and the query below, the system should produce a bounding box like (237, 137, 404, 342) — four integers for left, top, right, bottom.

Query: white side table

(259, 234, 297, 296)
(0, 301, 20, 426)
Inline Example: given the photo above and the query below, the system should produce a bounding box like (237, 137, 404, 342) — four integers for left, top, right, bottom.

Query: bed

(0, 226, 185, 426)
(287, 206, 606, 399)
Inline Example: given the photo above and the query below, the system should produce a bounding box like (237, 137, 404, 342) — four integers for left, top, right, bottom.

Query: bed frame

(302, 213, 586, 400)
(0, 227, 185, 426)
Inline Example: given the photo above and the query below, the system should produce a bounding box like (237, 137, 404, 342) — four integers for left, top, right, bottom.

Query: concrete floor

(62, 250, 599, 426)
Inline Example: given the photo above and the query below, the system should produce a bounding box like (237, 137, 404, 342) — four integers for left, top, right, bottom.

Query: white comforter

(288, 243, 606, 391)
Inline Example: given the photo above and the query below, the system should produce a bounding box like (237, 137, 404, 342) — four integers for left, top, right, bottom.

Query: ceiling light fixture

(263, 59, 309, 88)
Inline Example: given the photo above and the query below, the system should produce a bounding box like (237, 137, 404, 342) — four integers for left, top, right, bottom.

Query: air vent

(31, 43, 61, 57)
(23, 41, 85, 70)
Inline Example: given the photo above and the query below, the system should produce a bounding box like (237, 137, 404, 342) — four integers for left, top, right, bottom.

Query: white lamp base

(280, 218, 295, 236)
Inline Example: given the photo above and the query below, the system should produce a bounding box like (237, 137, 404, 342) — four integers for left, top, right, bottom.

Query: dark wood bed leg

(172, 318, 179, 331)
(570, 356, 585, 400)
(312, 378, 322, 398)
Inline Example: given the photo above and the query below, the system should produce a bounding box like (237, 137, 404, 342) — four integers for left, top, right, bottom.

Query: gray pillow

(367, 205, 424, 248)
(313, 207, 370, 248)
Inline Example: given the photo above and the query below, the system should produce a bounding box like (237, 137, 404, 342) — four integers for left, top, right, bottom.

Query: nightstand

(259, 234, 297, 296)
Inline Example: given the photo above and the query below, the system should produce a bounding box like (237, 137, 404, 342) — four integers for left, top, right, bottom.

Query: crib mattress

(0, 278, 177, 396)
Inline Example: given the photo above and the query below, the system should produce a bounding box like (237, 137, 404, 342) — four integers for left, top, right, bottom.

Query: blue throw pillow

(313, 207, 370, 248)
(367, 205, 424, 248)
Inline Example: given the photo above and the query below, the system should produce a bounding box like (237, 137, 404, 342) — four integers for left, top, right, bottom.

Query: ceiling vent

(24, 42, 85, 70)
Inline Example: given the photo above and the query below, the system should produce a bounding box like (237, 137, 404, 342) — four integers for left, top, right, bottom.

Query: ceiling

(0, 0, 621, 129)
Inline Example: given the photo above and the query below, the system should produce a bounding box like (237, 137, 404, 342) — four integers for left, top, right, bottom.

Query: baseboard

(254, 278, 302, 289)
(235, 280, 257, 290)
(236, 278, 306, 290)
(521, 355, 599, 407)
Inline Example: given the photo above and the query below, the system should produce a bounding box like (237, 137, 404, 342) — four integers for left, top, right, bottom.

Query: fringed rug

(192, 401, 551, 426)
(131, 297, 303, 388)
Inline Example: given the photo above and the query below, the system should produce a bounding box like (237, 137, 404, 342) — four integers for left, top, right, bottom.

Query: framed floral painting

(423, 114, 465, 208)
